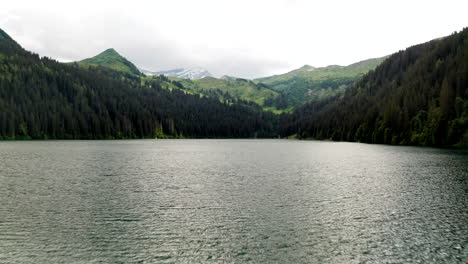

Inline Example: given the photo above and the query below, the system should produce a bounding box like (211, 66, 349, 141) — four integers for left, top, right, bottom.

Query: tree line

(1, 27, 466, 147)
(0, 35, 278, 139)
(280, 28, 468, 147)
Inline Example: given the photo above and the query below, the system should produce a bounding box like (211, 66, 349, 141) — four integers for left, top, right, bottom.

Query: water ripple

(0, 140, 467, 263)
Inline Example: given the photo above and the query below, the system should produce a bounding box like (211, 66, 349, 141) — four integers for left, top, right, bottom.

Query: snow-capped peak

(140, 67, 213, 80)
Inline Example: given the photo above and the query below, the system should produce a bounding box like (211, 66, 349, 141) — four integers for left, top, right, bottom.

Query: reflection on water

(0, 140, 467, 263)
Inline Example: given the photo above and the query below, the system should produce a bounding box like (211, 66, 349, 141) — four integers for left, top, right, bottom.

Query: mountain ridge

(254, 57, 387, 107)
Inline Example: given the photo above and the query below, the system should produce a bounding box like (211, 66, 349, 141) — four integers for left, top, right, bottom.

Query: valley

(0, 27, 466, 147)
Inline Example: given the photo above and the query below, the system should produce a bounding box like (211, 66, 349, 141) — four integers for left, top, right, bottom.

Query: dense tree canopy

(0, 31, 278, 139)
(280, 28, 468, 147)
(1, 27, 466, 147)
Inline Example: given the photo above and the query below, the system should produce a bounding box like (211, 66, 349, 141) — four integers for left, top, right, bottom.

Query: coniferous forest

(0, 29, 277, 139)
(0, 27, 467, 147)
(280, 28, 468, 147)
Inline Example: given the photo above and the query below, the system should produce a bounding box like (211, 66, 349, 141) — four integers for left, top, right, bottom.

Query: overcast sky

(1, 0, 467, 79)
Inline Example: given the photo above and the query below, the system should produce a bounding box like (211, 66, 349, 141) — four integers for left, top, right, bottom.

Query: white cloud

(1, 0, 467, 78)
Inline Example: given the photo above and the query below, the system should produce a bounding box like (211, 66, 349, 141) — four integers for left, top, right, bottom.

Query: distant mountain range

(0, 26, 466, 146)
(73, 48, 386, 111)
(254, 57, 387, 107)
(141, 67, 213, 80)
(75, 49, 282, 110)
(76, 49, 212, 80)
(0, 28, 276, 139)
(74, 48, 385, 110)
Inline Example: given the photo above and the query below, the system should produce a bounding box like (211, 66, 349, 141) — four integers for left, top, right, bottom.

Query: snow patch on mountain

(141, 67, 213, 80)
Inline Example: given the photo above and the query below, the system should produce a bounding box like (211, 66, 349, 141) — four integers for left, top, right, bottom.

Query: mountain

(0, 28, 278, 139)
(255, 57, 386, 108)
(78, 48, 142, 75)
(280, 28, 468, 147)
(1, 25, 466, 145)
(142, 67, 213, 79)
(146, 58, 385, 110)
(0, 28, 17, 43)
(0, 28, 24, 55)
(173, 76, 286, 112)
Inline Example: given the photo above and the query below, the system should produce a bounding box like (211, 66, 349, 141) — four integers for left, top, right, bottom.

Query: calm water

(0, 140, 467, 263)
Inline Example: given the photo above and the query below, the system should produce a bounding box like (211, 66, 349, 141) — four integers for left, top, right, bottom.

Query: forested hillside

(280, 28, 468, 147)
(173, 76, 286, 112)
(78, 49, 287, 112)
(1, 26, 466, 146)
(0, 29, 277, 139)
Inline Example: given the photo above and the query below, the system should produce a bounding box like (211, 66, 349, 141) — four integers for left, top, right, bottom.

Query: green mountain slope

(280, 28, 468, 147)
(78, 48, 141, 75)
(255, 57, 386, 107)
(173, 76, 284, 112)
(0, 28, 278, 139)
(77, 48, 285, 112)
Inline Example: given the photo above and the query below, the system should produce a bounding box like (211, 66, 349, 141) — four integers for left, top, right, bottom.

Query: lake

(0, 140, 467, 263)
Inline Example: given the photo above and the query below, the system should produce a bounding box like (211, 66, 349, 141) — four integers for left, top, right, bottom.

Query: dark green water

(0, 140, 467, 263)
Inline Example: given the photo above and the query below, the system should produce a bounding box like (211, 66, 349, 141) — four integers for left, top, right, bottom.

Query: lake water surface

(0, 140, 467, 263)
